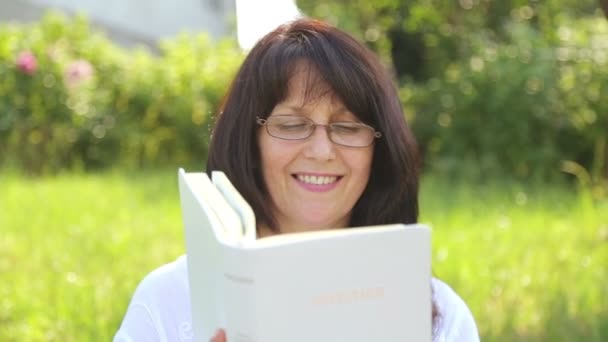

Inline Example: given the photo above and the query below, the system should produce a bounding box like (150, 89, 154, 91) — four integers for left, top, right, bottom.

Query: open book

(178, 168, 432, 342)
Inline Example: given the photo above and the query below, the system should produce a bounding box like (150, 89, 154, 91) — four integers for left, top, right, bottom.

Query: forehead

(282, 61, 343, 109)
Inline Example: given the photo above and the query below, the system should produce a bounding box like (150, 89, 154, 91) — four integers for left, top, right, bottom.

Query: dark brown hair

(206, 17, 439, 331)
(207, 18, 420, 230)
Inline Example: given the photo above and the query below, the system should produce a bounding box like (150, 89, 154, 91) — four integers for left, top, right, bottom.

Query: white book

(178, 168, 432, 342)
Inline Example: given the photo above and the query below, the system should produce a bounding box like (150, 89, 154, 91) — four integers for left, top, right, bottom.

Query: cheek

(348, 150, 373, 178)
(258, 135, 293, 179)
(258, 133, 273, 171)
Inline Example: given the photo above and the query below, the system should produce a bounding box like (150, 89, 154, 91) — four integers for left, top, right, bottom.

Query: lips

(295, 174, 339, 185)
(292, 173, 344, 190)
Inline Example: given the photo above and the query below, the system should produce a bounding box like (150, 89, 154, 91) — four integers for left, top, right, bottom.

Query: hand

(209, 329, 226, 342)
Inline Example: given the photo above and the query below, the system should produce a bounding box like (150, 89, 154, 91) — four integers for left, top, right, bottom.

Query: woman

(114, 19, 479, 342)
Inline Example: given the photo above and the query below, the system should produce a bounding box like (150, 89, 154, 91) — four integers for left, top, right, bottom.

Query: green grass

(1, 170, 606, 341)
(420, 177, 608, 341)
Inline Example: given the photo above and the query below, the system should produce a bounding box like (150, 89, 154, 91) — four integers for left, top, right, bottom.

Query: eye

(271, 116, 310, 132)
(331, 123, 364, 135)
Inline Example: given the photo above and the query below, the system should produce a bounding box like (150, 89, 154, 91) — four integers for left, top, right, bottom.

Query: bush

(1, 11, 606, 189)
(406, 22, 564, 181)
(405, 17, 608, 184)
(555, 17, 608, 193)
(0, 12, 243, 174)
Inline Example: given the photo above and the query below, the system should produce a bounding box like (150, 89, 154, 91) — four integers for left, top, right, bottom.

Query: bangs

(254, 30, 378, 125)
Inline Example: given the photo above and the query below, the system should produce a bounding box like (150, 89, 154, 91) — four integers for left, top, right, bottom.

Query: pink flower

(16, 51, 38, 75)
(64, 59, 94, 87)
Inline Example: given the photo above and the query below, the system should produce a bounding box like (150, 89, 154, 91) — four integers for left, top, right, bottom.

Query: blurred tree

(296, 0, 599, 81)
(601, 0, 608, 18)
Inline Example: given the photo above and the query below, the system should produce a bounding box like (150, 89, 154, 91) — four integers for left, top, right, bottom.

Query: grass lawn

(1, 169, 606, 341)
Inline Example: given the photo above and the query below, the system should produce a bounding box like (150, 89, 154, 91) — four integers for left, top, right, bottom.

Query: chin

(296, 216, 348, 232)
(294, 224, 335, 233)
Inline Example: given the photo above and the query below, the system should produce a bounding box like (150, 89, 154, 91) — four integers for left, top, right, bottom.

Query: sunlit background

(1, 1, 606, 341)
(236, 0, 300, 49)
(0, 0, 301, 50)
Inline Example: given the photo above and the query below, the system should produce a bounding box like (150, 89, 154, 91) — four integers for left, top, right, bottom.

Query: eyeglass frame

(256, 115, 382, 148)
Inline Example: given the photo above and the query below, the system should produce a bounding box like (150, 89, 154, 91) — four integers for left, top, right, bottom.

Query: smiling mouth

(293, 174, 341, 185)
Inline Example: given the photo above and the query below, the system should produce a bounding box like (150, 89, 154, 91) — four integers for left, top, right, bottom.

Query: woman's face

(257, 66, 374, 234)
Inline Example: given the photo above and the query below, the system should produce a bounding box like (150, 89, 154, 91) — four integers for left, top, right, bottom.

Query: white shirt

(114, 255, 480, 342)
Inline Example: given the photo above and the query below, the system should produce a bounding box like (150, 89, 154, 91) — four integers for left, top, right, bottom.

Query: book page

(212, 171, 257, 242)
(183, 171, 243, 243)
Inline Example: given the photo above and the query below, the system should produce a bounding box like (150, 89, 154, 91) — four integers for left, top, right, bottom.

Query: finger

(209, 329, 226, 342)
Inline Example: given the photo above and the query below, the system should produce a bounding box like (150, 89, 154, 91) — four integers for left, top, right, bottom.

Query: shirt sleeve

(113, 279, 163, 342)
(113, 301, 161, 342)
(113, 256, 191, 342)
(445, 298, 480, 342)
(432, 278, 480, 342)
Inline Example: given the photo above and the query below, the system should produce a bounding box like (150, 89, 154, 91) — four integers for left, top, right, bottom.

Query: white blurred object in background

(236, 0, 301, 50)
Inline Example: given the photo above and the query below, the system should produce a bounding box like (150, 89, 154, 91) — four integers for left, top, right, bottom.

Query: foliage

(1, 7, 607, 187)
(405, 19, 608, 184)
(296, 0, 599, 80)
(1, 171, 606, 341)
(0, 12, 243, 174)
(555, 17, 608, 195)
(296, 0, 607, 186)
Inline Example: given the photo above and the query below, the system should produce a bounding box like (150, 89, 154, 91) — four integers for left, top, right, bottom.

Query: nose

(302, 125, 336, 160)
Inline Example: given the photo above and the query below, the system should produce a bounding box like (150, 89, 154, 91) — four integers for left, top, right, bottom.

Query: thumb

(209, 329, 227, 342)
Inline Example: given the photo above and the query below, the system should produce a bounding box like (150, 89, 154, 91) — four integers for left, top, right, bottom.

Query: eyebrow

(278, 104, 351, 116)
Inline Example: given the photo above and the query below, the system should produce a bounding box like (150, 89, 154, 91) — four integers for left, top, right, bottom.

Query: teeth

(297, 175, 338, 185)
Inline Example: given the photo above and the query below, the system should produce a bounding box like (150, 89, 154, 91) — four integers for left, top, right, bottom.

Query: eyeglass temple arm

(256, 117, 267, 125)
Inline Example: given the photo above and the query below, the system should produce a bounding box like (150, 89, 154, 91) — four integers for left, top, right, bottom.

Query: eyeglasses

(256, 115, 382, 148)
